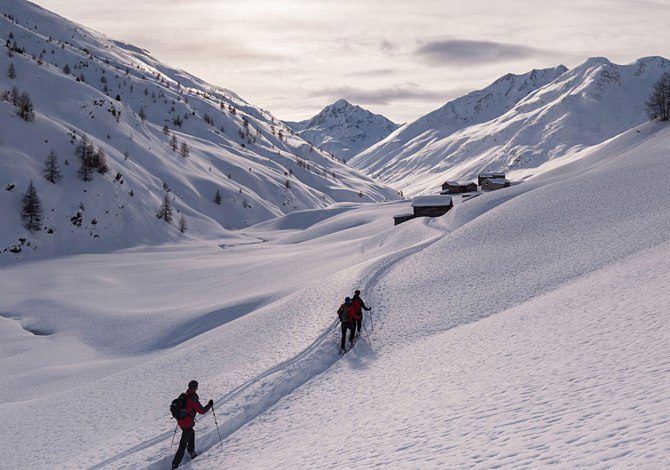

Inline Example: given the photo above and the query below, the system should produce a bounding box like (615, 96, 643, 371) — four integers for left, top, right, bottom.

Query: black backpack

(338, 305, 349, 323)
(170, 393, 188, 420)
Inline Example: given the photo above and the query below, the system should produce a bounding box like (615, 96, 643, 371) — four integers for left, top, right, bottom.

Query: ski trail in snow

(89, 222, 445, 469)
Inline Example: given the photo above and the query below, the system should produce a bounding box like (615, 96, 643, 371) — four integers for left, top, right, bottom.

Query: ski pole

(170, 424, 178, 447)
(362, 317, 372, 345)
(211, 404, 223, 447)
(369, 308, 374, 332)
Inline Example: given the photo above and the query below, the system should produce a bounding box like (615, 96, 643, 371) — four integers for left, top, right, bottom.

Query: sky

(31, 0, 670, 123)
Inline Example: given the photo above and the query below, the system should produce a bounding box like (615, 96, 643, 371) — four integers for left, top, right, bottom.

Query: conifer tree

(95, 146, 110, 174)
(169, 134, 178, 151)
(179, 141, 190, 158)
(7, 62, 16, 79)
(43, 149, 62, 183)
(214, 189, 222, 205)
(62, 63, 71, 74)
(646, 72, 670, 121)
(21, 180, 42, 231)
(76, 135, 96, 181)
(17, 92, 35, 121)
(138, 107, 146, 122)
(158, 194, 173, 223)
(178, 215, 187, 233)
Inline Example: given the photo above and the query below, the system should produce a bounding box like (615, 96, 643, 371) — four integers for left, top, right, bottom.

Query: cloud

(310, 84, 446, 105)
(416, 39, 554, 65)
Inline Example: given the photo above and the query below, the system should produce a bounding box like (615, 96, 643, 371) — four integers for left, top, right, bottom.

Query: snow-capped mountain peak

(285, 99, 400, 161)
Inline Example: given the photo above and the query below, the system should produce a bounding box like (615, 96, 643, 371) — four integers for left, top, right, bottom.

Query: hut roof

(485, 178, 510, 184)
(393, 213, 415, 218)
(444, 180, 473, 186)
(411, 195, 453, 207)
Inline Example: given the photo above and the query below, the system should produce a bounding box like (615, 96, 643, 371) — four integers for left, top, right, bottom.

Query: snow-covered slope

(0, 0, 397, 260)
(286, 99, 399, 161)
(3, 119, 670, 468)
(353, 57, 670, 196)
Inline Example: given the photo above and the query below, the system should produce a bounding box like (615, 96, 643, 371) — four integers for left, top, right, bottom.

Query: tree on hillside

(43, 149, 62, 183)
(169, 134, 178, 151)
(17, 92, 34, 121)
(21, 180, 42, 231)
(62, 63, 71, 74)
(94, 146, 110, 174)
(179, 141, 190, 158)
(7, 62, 16, 79)
(138, 106, 146, 122)
(162, 124, 170, 135)
(214, 189, 222, 205)
(178, 215, 187, 233)
(158, 194, 173, 223)
(646, 72, 670, 121)
(76, 135, 96, 181)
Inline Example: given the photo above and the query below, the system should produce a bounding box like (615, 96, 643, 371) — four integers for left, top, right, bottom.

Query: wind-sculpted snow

(0, 0, 397, 260)
(2, 120, 670, 468)
(353, 56, 670, 196)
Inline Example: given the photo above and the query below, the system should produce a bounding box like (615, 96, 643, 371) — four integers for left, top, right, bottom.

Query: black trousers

(172, 426, 195, 467)
(341, 321, 355, 349)
(355, 311, 363, 332)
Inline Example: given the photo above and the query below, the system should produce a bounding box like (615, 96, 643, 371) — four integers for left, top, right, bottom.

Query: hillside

(0, 0, 398, 261)
(285, 99, 399, 161)
(352, 57, 670, 196)
(2, 115, 670, 467)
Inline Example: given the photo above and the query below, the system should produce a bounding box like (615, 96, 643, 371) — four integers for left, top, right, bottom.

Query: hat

(354, 290, 360, 295)
(345, 297, 351, 303)
(188, 380, 199, 389)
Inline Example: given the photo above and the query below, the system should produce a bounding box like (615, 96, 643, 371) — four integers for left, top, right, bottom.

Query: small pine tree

(62, 63, 71, 74)
(214, 189, 222, 205)
(43, 149, 62, 183)
(21, 180, 42, 231)
(179, 141, 190, 158)
(169, 134, 178, 151)
(162, 124, 170, 135)
(76, 135, 96, 181)
(95, 147, 110, 174)
(17, 92, 35, 121)
(138, 107, 146, 122)
(158, 194, 173, 223)
(7, 62, 16, 79)
(178, 215, 187, 233)
(646, 72, 670, 121)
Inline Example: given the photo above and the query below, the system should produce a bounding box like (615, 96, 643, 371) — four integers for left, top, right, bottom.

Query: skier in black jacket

(351, 289, 371, 336)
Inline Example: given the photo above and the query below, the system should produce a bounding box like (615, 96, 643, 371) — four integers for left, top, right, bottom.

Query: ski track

(89, 221, 445, 469)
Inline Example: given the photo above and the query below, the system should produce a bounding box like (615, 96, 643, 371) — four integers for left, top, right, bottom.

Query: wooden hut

(441, 180, 478, 194)
(411, 195, 453, 217)
(480, 177, 510, 191)
(478, 172, 506, 186)
(393, 213, 416, 226)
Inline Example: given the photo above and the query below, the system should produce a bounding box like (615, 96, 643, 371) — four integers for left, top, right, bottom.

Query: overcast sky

(32, 0, 670, 123)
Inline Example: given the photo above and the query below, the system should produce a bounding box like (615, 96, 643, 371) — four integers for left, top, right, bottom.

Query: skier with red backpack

(351, 289, 371, 337)
(170, 380, 213, 469)
(337, 297, 359, 353)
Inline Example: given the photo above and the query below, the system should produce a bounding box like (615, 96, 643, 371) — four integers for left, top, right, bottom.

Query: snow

(3, 112, 670, 468)
(1, 1, 670, 469)
(352, 57, 670, 197)
(411, 195, 453, 207)
(0, 0, 398, 262)
(285, 99, 399, 161)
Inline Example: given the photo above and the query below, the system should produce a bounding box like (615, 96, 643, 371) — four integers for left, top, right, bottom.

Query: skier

(172, 380, 213, 469)
(337, 297, 359, 353)
(351, 289, 371, 336)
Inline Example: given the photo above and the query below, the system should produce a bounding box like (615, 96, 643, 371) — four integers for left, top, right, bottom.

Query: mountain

(285, 99, 399, 161)
(352, 57, 670, 195)
(0, 0, 398, 261)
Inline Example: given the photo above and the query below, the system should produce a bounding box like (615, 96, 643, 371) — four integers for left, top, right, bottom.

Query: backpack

(338, 305, 349, 323)
(170, 393, 188, 420)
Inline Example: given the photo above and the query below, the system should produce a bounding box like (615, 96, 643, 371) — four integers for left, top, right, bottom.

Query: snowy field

(2, 120, 670, 469)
